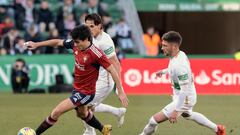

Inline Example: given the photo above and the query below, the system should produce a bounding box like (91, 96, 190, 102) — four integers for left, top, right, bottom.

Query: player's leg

(181, 94, 225, 135)
(70, 90, 111, 135)
(93, 81, 127, 126)
(95, 103, 127, 127)
(182, 112, 217, 131)
(182, 112, 226, 135)
(81, 85, 109, 135)
(82, 120, 96, 135)
(35, 98, 75, 135)
(82, 81, 125, 134)
(139, 111, 168, 135)
(139, 101, 176, 135)
(76, 106, 112, 135)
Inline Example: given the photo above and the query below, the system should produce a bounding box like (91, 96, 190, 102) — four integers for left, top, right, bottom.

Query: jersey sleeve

(91, 46, 111, 69)
(101, 36, 116, 58)
(175, 66, 191, 111)
(97, 52, 111, 69)
(63, 39, 74, 49)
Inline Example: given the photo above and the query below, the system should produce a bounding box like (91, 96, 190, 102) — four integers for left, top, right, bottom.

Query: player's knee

(181, 113, 191, 120)
(51, 109, 63, 119)
(89, 106, 95, 112)
(149, 116, 158, 126)
(78, 111, 89, 119)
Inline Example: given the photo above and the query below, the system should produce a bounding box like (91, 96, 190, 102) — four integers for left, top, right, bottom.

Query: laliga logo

(124, 69, 142, 87)
(124, 69, 240, 87)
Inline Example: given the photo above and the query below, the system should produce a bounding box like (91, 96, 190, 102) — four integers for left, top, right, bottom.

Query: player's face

(73, 39, 89, 49)
(161, 40, 174, 57)
(85, 20, 101, 37)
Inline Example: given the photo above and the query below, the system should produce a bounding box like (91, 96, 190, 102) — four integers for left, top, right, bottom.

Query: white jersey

(93, 31, 116, 84)
(161, 51, 197, 112)
(167, 51, 196, 95)
(88, 31, 116, 106)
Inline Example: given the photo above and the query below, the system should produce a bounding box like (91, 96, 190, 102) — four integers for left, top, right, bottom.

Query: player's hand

(155, 70, 163, 78)
(24, 41, 37, 50)
(118, 92, 129, 108)
(169, 110, 179, 124)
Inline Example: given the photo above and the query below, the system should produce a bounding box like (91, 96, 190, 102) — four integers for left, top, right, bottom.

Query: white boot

(139, 124, 158, 135)
(82, 121, 96, 135)
(117, 108, 127, 127)
(139, 117, 158, 135)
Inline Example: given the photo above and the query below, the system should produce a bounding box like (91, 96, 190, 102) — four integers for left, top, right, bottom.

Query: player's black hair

(16, 58, 26, 66)
(85, 13, 103, 28)
(70, 25, 92, 43)
(162, 31, 182, 45)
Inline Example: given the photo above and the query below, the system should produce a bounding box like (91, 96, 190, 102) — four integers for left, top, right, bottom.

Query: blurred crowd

(0, 0, 134, 56)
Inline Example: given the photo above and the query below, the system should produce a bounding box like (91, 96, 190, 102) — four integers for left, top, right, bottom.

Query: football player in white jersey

(139, 31, 226, 135)
(78, 13, 127, 135)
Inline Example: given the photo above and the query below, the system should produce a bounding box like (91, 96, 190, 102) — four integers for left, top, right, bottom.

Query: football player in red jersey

(25, 25, 128, 135)
(82, 14, 127, 135)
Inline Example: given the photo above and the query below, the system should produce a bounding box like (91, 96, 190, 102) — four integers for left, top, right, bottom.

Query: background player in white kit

(80, 13, 126, 135)
(139, 31, 226, 135)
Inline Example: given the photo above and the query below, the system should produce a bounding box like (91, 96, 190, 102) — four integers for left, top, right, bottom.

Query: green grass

(0, 93, 239, 135)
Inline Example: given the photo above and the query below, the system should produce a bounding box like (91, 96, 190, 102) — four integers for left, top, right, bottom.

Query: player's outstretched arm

(156, 68, 168, 78)
(106, 65, 128, 107)
(24, 39, 64, 50)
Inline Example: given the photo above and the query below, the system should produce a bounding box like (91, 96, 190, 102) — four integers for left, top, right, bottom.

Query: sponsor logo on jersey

(75, 60, 85, 71)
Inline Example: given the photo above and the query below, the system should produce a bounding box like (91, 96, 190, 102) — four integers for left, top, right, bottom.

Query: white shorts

(162, 94, 197, 118)
(89, 78, 114, 107)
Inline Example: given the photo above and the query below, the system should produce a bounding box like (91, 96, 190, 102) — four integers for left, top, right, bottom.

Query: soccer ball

(17, 127, 36, 135)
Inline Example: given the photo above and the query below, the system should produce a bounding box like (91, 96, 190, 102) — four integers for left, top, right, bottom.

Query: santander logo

(195, 70, 211, 85)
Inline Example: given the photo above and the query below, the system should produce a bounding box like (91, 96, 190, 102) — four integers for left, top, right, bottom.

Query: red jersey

(63, 39, 111, 94)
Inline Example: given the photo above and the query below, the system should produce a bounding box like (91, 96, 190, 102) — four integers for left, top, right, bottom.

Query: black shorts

(69, 90, 95, 107)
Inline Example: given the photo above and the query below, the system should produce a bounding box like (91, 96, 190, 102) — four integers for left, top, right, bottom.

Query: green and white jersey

(167, 51, 196, 96)
(93, 31, 116, 82)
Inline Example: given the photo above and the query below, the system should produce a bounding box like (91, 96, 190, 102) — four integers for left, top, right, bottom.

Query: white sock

(142, 117, 158, 135)
(187, 112, 218, 132)
(83, 121, 95, 133)
(94, 103, 119, 116)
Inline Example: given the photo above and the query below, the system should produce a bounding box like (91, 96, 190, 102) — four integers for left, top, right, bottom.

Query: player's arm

(25, 39, 64, 50)
(106, 65, 128, 107)
(156, 68, 168, 78)
(169, 67, 190, 123)
(109, 55, 122, 78)
(102, 36, 121, 77)
(174, 66, 191, 111)
(97, 49, 128, 107)
(109, 55, 122, 94)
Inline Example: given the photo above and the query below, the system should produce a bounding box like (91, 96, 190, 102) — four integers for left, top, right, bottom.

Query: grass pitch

(0, 93, 239, 135)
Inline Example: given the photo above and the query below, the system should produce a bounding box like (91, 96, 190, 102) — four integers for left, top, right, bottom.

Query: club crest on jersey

(75, 51, 78, 55)
(83, 56, 88, 63)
